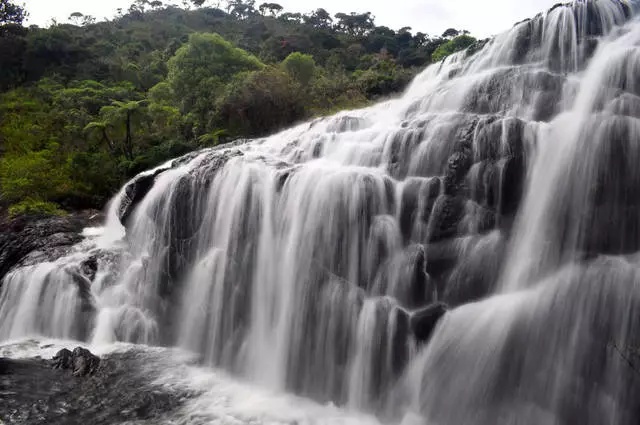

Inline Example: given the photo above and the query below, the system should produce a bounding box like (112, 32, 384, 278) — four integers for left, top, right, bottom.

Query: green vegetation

(432, 34, 477, 62)
(0, 0, 476, 215)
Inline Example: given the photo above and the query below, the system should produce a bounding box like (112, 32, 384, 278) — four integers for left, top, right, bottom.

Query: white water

(2, 1, 640, 424)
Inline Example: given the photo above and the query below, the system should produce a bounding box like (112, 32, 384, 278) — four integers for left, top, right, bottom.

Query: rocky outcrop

(0, 212, 101, 283)
(52, 347, 100, 377)
(117, 168, 169, 227)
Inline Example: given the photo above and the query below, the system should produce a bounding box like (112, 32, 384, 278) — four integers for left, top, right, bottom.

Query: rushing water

(2, 1, 640, 424)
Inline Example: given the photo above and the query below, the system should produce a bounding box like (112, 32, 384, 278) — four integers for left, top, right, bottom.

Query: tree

(99, 100, 148, 160)
(167, 32, 264, 131)
(334, 12, 375, 37)
(84, 120, 116, 154)
(279, 12, 302, 24)
(227, 0, 256, 19)
(69, 12, 84, 26)
(258, 2, 282, 17)
(82, 15, 96, 25)
(0, 0, 27, 25)
(304, 8, 332, 29)
(442, 28, 460, 39)
(150, 1, 164, 10)
(217, 67, 305, 136)
(281, 52, 316, 86)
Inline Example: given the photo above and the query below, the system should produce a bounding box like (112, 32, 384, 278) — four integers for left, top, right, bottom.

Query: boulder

(52, 347, 100, 377)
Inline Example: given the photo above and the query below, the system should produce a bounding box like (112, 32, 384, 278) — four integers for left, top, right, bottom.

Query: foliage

(167, 32, 264, 133)
(8, 199, 67, 218)
(432, 35, 477, 62)
(217, 67, 305, 136)
(0, 149, 72, 204)
(281, 52, 316, 86)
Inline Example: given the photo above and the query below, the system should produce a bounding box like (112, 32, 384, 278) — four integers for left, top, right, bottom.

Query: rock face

(0, 212, 101, 283)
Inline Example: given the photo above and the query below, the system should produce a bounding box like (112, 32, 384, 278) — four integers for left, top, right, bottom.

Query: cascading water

(2, 0, 640, 423)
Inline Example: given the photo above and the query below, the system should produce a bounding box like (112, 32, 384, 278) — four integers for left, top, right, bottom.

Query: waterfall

(2, 0, 640, 423)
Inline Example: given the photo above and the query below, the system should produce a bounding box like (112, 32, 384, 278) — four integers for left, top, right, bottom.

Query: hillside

(0, 0, 477, 214)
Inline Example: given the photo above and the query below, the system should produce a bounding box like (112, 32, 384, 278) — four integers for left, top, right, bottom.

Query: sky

(24, 0, 561, 38)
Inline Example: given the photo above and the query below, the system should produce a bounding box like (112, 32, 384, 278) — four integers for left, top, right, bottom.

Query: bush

(8, 198, 67, 218)
(0, 148, 72, 204)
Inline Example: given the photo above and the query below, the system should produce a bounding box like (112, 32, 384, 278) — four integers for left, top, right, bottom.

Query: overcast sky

(24, 0, 561, 38)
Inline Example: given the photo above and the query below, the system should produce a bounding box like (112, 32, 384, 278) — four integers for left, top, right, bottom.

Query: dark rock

(117, 168, 168, 227)
(80, 256, 99, 282)
(72, 347, 100, 377)
(410, 302, 449, 344)
(0, 213, 95, 283)
(426, 195, 466, 243)
(443, 232, 506, 306)
(443, 150, 473, 195)
(52, 348, 73, 370)
(52, 347, 100, 377)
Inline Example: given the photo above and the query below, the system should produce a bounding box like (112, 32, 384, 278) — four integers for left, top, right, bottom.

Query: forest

(0, 0, 478, 215)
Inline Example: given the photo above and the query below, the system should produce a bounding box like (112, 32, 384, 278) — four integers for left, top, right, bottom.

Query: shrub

(8, 198, 67, 218)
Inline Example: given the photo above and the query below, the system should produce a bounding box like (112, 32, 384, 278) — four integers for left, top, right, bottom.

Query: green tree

(217, 67, 305, 137)
(167, 32, 264, 132)
(98, 100, 148, 160)
(84, 120, 116, 154)
(281, 52, 316, 86)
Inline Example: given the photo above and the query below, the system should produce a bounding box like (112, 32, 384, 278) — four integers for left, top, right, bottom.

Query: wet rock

(51, 348, 74, 370)
(399, 178, 441, 241)
(443, 232, 506, 306)
(118, 167, 169, 227)
(410, 302, 449, 344)
(443, 150, 473, 195)
(427, 195, 466, 243)
(80, 256, 98, 282)
(0, 213, 97, 283)
(52, 347, 100, 377)
(72, 347, 100, 377)
(401, 245, 436, 308)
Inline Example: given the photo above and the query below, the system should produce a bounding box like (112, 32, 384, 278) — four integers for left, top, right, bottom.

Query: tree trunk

(102, 128, 116, 154)
(125, 111, 133, 161)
